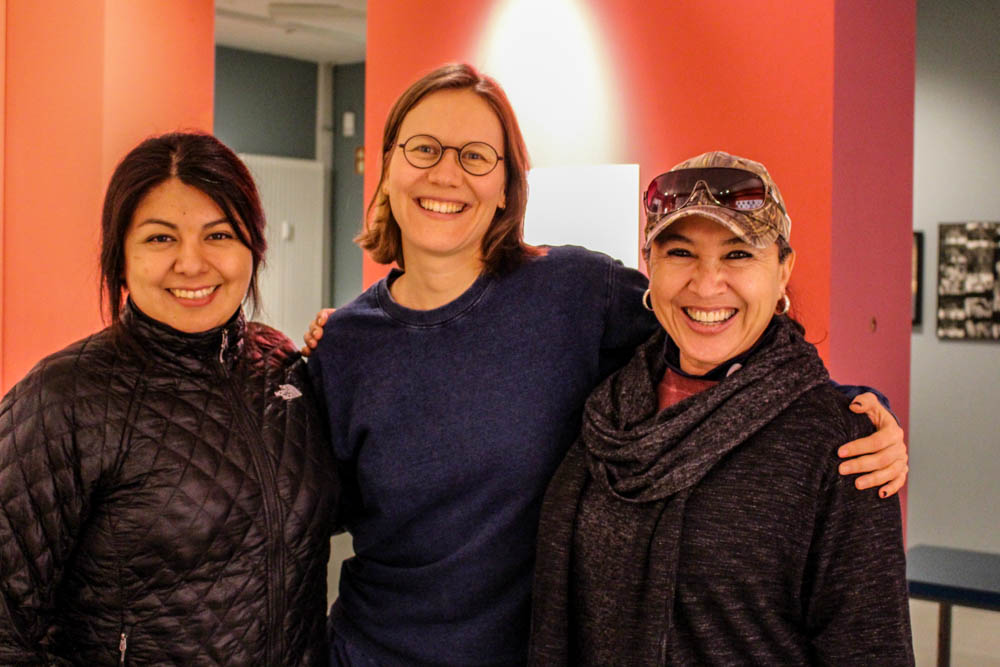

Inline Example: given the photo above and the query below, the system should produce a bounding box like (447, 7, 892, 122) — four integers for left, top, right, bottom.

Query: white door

(241, 153, 327, 341)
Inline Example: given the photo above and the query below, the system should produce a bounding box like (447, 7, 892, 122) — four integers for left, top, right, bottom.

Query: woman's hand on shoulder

(300, 308, 335, 357)
(837, 392, 908, 498)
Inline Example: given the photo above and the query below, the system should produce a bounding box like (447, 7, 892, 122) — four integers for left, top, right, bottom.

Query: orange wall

(363, 0, 498, 287)
(0, 0, 6, 373)
(366, 1, 913, 519)
(102, 1, 214, 178)
(366, 0, 838, 349)
(1, 0, 214, 392)
(366, 0, 913, 372)
(591, 1, 838, 361)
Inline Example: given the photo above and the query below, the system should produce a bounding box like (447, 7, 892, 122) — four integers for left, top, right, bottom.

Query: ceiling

(215, 0, 366, 63)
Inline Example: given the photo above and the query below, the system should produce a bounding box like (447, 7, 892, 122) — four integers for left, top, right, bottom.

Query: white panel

(240, 154, 325, 341)
(523, 164, 640, 268)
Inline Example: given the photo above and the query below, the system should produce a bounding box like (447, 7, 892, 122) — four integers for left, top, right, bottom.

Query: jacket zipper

(216, 333, 286, 663)
(119, 632, 128, 665)
(219, 329, 228, 364)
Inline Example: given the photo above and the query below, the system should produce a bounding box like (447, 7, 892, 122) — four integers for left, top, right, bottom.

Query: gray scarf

(529, 316, 829, 665)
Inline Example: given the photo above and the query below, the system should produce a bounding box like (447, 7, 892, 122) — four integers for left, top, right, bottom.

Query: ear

(778, 248, 795, 293)
(498, 190, 506, 210)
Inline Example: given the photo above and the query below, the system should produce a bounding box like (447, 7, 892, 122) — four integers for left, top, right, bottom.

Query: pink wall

(830, 0, 915, 506)
(1, 1, 214, 392)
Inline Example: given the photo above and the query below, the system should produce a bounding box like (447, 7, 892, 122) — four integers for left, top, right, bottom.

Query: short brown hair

(357, 63, 540, 275)
(100, 132, 267, 329)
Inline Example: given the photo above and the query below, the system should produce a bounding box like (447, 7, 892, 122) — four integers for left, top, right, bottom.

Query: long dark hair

(100, 132, 267, 329)
(357, 63, 540, 275)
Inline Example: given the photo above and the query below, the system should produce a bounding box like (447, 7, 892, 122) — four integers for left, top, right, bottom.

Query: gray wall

(331, 62, 365, 306)
(909, 0, 1000, 552)
(214, 46, 317, 159)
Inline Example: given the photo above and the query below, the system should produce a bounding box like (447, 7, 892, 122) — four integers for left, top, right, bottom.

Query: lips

(168, 286, 218, 300)
(418, 198, 466, 214)
(683, 307, 737, 325)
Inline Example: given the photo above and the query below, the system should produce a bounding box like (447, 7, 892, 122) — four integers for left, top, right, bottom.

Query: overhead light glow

(476, 0, 626, 167)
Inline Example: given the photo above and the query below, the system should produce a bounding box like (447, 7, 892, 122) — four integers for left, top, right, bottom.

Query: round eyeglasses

(398, 134, 504, 176)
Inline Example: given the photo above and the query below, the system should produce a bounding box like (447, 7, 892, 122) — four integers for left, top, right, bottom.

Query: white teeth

(684, 308, 736, 324)
(419, 198, 465, 214)
(169, 286, 217, 300)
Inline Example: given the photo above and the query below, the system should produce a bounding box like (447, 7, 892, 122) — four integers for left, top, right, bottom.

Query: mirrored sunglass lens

(460, 142, 498, 174)
(645, 176, 691, 215)
(711, 172, 766, 210)
(404, 136, 442, 166)
(645, 169, 766, 213)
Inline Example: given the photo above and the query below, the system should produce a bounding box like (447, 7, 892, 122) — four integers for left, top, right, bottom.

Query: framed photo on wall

(913, 231, 923, 325)
(936, 222, 1000, 340)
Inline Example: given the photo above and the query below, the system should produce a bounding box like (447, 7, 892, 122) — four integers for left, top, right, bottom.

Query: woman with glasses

(305, 64, 909, 666)
(529, 152, 913, 664)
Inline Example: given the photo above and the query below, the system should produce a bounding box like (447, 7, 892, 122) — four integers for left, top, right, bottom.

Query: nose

(172, 239, 209, 276)
(426, 147, 464, 185)
(688, 257, 726, 297)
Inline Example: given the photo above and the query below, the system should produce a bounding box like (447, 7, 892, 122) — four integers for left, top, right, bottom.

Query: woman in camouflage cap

(530, 151, 913, 665)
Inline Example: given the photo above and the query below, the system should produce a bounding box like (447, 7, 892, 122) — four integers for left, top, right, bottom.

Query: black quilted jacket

(0, 304, 338, 665)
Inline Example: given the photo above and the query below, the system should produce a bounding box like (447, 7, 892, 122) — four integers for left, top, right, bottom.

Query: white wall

(909, 0, 1000, 552)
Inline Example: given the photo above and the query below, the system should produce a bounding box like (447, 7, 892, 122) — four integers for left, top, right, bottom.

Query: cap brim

(643, 206, 778, 250)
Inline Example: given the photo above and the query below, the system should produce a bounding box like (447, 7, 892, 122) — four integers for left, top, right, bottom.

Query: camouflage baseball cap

(642, 151, 792, 253)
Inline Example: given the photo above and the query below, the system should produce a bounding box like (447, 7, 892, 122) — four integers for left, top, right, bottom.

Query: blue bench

(906, 544, 1000, 666)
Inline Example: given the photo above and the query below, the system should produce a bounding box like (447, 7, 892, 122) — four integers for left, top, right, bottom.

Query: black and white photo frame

(936, 222, 1000, 340)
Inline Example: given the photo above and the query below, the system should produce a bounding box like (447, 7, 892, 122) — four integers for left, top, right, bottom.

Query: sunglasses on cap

(643, 167, 783, 218)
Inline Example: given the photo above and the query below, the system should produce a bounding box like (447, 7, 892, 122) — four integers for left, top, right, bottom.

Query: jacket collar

(120, 299, 246, 374)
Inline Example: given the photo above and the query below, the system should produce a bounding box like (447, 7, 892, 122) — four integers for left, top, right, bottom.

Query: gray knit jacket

(529, 318, 913, 665)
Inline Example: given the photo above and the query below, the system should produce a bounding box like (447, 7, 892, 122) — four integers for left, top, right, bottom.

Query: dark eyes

(144, 230, 235, 243)
(662, 247, 753, 260)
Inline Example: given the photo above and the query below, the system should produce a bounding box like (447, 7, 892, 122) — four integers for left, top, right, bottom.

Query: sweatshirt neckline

(376, 268, 492, 327)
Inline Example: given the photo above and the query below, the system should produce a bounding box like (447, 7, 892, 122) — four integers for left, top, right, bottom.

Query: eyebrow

(135, 218, 232, 230)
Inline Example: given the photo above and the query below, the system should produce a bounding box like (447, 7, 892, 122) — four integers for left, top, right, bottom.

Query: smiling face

(123, 177, 253, 333)
(647, 215, 794, 375)
(384, 88, 506, 270)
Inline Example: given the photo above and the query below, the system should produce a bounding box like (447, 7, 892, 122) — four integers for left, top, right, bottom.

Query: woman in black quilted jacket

(0, 133, 338, 665)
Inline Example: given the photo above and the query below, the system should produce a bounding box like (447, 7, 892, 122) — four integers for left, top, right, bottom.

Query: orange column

(0, 0, 6, 376)
(1, 0, 214, 392)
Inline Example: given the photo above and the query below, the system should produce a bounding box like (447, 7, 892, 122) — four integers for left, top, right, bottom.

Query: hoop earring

(776, 294, 791, 315)
(642, 289, 654, 311)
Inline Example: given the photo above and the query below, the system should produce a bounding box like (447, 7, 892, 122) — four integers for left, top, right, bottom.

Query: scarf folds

(529, 316, 830, 666)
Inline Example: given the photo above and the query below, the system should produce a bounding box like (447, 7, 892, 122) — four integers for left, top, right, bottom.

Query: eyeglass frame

(643, 167, 786, 218)
(397, 134, 505, 176)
